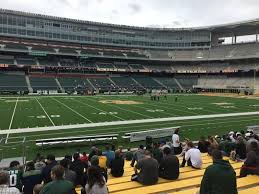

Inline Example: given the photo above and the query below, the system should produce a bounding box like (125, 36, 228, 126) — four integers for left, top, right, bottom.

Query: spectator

(98, 150, 108, 170)
(240, 141, 258, 177)
(42, 154, 57, 184)
(90, 156, 108, 182)
(85, 166, 108, 194)
(34, 156, 46, 171)
(185, 141, 202, 169)
(39, 165, 75, 194)
(110, 150, 125, 177)
(152, 142, 163, 164)
(132, 150, 159, 185)
(159, 147, 179, 180)
(235, 136, 247, 160)
(172, 128, 182, 155)
(246, 134, 259, 153)
(219, 136, 235, 157)
(60, 159, 76, 186)
(125, 148, 133, 161)
(208, 136, 219, 155)
(179, 139, 190, 167)
(7, 160, 23, 191)
(198, 136, 210, 153)
(70, 153, 85, 186)
(88, 147, 98, 161)
(131, 145, 145, 167)
(33, 184, 43, 194)
(80, 152, 88, 163)
(22, 161, 42, 194)
(102, 144, 115, 167)
(0, 171, 20, 194)
(199, 149, 237, 194)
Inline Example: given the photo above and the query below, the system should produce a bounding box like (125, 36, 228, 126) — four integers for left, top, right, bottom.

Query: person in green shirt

(199, 149, 238, 194)
(7, 160, 23, 192)
(40, 165, 75, 194)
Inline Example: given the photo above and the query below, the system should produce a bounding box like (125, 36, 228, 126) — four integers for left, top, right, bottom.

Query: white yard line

(72, 98, 125, 121)
(52, 98, 92, 123)
(1, 111, 259, 135)
(35, 98, 55, 126)
(5, 97, 19, 143)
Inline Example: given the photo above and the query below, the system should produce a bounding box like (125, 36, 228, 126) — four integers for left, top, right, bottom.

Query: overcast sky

(1, 0, 259, 28)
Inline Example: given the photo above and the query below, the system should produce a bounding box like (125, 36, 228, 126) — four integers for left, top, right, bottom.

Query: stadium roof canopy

(1, 8, 259, 36)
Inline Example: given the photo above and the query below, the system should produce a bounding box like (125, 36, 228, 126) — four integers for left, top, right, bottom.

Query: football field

(1, 94, 259, 159)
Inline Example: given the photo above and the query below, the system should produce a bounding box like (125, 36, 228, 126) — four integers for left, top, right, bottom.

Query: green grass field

(1, 94, 259, 159)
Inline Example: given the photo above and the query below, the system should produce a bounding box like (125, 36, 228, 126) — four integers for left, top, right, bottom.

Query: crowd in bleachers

(0, 129, 259, 194)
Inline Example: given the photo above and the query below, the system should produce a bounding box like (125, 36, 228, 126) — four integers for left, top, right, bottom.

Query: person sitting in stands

(70, 153, 85, 186)
(85, 166, 108, 194)
(0, 171, 20, 194)
(60, 159, 76, 186)
(110, 150, 125, 177)
(90, 156, 108, 182)
(184, 141, 202, 169)
(234, 136, 247, 160)
(208, 136, 219, 155)
(102, 144, 115, 167)
(198, 136, 210, 153)
(22, 161, 42, 194)
(41, 154, 57, 184)
(246, 133, 259, 153)
(40, 165, 75, 194)
(7, 160, 23, 191)
(172, 128, 182, 155)
(125, 148, 133, 161)
(152, 142, 163, 164)
(98, 150, 108, 170)
(80, 152, 89, 168)
(131, 145, 145, 167)
(159, 147, 179, 180)
(240, 141, 258, 177)
(132, 150, 159, 185)
(199, 149, 237, 194)
(34, 156, 46, 171)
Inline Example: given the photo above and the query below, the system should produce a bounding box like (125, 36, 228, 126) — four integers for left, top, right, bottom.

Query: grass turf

(0, 94, 259, 160)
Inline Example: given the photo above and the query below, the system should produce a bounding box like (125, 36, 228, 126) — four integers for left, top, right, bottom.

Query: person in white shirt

(185, 141, 202, 169)
(0, 171, 20, 194)
(172, 128, 182, 155)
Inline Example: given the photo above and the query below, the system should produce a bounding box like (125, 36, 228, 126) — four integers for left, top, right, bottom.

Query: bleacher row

(1, 40, 259, 61)
(104, 154, 259, 194)
(0, 74, 197, 92)
(0, 56, 258, 74)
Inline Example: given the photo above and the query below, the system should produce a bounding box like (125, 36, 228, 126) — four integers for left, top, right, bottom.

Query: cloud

(128, 3, 142, 14)
(0, 0, 259, 28)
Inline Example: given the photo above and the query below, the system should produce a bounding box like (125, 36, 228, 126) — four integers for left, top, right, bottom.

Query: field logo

(99, 100, 143, 105)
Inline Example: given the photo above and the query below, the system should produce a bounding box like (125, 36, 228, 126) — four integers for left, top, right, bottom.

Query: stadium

(0, 6, 259, 194)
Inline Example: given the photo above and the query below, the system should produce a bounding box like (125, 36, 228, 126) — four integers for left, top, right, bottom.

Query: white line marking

(6, 97, 19, 143)
(1, 111, 259, 135)
(35, 98, 55, 126)
(72, 98, 124, 121)
(52, 98, 92, 123)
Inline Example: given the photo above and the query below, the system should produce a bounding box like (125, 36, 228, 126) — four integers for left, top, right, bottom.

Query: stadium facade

(0, 9, 259, 94)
